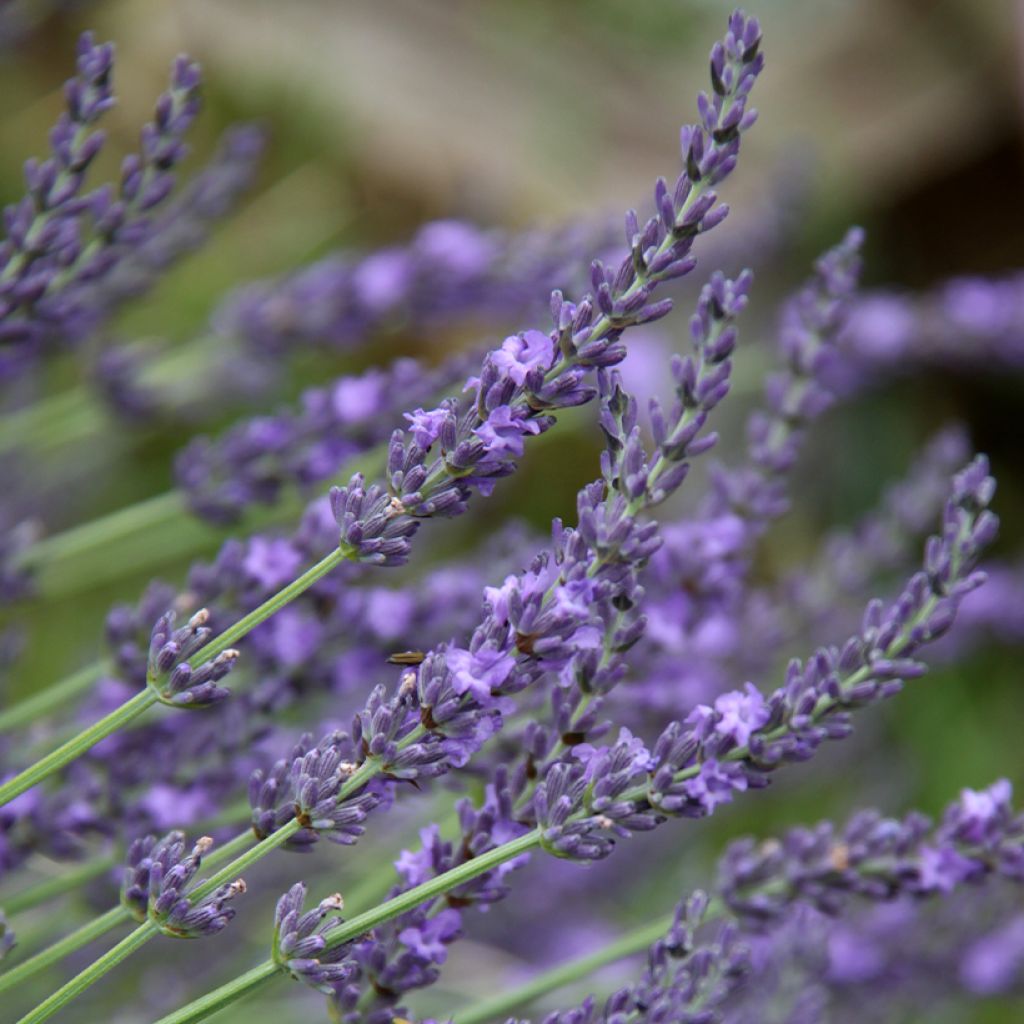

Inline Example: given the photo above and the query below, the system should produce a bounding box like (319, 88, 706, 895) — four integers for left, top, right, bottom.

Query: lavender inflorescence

(121, 831, 245, 937)
(504, 781, 1024, 1024)
(0, 35, 201, 376)
(146, 609, 239, 707)
(2, 10, 1023, 1024)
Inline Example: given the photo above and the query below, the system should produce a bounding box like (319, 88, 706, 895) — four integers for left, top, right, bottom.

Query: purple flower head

(120, 831, 245, 937)
(714, 682, 770, 746)
(272, 883, 353, 994)
(146, 608, 238, 707)
(404, 405, 451, 450)
(473, 404, 544, 459)
(445, 644, 517, 704)
(491, 329, 557, 385)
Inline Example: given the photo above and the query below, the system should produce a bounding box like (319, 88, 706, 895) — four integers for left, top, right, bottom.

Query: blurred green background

(1, 0, 1022, 1021)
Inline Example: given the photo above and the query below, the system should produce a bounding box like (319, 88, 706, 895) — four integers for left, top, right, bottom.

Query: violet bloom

(1, 35, 209, 381)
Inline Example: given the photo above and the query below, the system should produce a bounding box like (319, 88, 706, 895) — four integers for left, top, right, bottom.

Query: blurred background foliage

(1, 0, 1022, 1021)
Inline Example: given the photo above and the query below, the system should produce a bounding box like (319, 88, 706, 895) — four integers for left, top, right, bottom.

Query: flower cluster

(1, 11, 1022, 1024)
(121, 831, 245, 937)
(146, 609, 239, 707)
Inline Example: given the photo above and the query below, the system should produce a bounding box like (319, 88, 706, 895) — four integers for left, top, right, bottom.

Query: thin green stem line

(9, 758, 385, 1021)
(190, 548, 345, 667)
(0, 547, 347, 807)
(0, 390, 89, 451)
(0, 689, 157, 808)
(21, 492, 187, 570)
(0, 854, 116, 916)
(452, 911, 677, 1024)
(190, 821, 300, 903)
(151, 961, 281, 1024)
(14, 921, 156, 1024)
(0, 827, 256, 993)
(0, 907, 127, 996)
(153, 830, 543, 1024)
(0, 661, 110, 733)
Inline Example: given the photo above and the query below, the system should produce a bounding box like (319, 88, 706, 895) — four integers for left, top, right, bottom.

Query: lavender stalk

(0, 7, 764, 807)
(457, 779, 1024, 1024)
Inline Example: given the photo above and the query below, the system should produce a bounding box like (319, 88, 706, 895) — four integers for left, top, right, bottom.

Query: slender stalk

(20, 492, 188, 570)
(0, 907, 127, 997)
(153, 830, 543, 1024)
(0, 827, 256, 992)
(452, 910, 681, 1024)
(150, 961, 281, 1024)
(0, 547, 346, 807)
(0, 854, 117, 916)
(14, 922, 156, 1024)
(4, 756, 386, 1021)
(189, 821, 300, 903)
(0, 661, 110, 734)
(190, 548, 345, 667)
(0, 690, 157, 807)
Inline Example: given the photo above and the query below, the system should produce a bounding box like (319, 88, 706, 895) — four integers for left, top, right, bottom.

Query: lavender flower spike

(493, 781, 1024, 1024)
(272, 883, 354, 994)
(146, 609, 238, 707)
(708, 226, 864, 524)
(0, 34, 205, 381)
(121, 831, 245, 937)
(528, 454, 997, 861)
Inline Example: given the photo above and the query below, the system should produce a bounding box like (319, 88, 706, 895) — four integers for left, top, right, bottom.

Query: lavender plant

(0, 9, 1021, 1024)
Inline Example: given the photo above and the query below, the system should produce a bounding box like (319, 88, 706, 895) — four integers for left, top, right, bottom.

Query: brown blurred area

(7, 0, 1021, 278)
(111, 0, 1024, 277)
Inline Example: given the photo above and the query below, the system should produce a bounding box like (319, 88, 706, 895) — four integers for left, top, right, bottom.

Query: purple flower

(446, 645, 516, 703)
(953, 779, 1013, 843)
(397, 908, 462, 963)
(395, 827, 441, 888)
(242, 537, 303, 591)
(681, 758, 749, 814)
(491, 329, 556, 385)
(714, 682, 770, 746)
(404, 406, 450, 450)
(473, 404, 543, 458)
(916, 845, 980, 893)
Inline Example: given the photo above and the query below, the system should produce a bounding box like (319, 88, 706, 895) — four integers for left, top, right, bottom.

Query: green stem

(151, 961, 281, 1024)
(0, 854, 117, 916)
(190, 548, 346, 668)
(452, 910, 678, 1024)
(190, 821, 300, 903)
(0, 690, 156, 808)
(0, 661, 110, 733)
(14, 922, 156, 1024)
(153, 830, 543, 1024)
(20, 492, 187, 570)
(0, 546, 347, 806)
(0, 827, 255, 993)
(0, 907, 127, 997)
